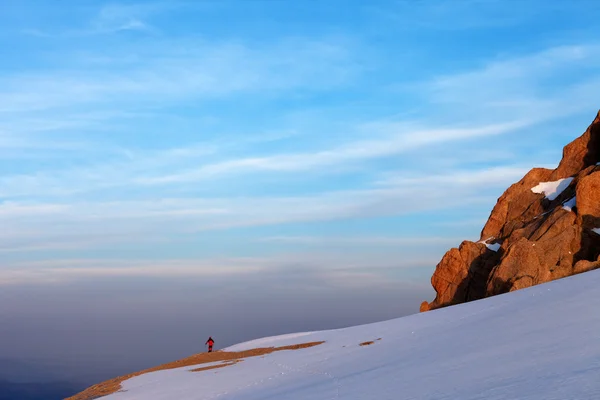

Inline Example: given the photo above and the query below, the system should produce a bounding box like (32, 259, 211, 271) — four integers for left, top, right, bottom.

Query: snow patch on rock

(593, 228, 600, 235)
(486, 243, 501, 252)
(562, 197, 577, 212)
(531, 177, 574, 201)
(478, 237, 501, 252)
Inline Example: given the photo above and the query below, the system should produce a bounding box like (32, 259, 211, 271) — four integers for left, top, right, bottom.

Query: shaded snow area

(531, 177, 574, 201)
(562, 197, 577, 212)
(593, 228, 600, 235)
(478, 237, 501, 252)
(485, 242, 501, 252)
(104, 270, 600, 400)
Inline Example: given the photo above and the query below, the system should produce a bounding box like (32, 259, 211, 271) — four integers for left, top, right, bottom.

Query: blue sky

(2, 0, 600, 287)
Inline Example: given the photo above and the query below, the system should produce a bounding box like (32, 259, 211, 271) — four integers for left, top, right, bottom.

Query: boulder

(552, 110, 600, 179)
(422, 110, 600, 311)
(480, 168, 553, 240)
(573, 259, 600, 275)
(423, 241, 499, 310)
(576, 171, 600, 229)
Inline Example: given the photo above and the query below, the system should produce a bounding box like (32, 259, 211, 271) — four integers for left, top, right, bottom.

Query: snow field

(104, 270, 600, 400)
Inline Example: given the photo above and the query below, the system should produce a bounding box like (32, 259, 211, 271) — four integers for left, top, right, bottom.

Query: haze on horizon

(1, 0, 600, 398)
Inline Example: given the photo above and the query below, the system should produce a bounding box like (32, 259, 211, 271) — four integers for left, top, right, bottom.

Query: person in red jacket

(205, 337, 215, 353)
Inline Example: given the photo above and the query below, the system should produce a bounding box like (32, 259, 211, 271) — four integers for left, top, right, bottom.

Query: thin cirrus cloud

(0, 119, 531, 198)
(1, 184, 487, 231)
(374, 166, 537, 188)
(0, 251, 441, 286)
(0, 37, 357, 114)
(20, 1, 182, 37)
(254, 235, 462, 247)
(134, 120, 533, 185)
(424, 44, 600, 120)
(0, 258, 266, 285)
(0, 164, 535, 262)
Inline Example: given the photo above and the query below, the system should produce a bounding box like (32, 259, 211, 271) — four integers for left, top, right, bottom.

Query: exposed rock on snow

(422, 110, 600, 312)
(575, 171, 600, 228)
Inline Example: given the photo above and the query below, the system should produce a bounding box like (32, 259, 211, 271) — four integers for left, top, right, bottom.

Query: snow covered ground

(104, 270, 600, 400)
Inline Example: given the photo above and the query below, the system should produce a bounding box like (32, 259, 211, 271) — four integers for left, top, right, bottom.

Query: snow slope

(104, 270, 600, 400)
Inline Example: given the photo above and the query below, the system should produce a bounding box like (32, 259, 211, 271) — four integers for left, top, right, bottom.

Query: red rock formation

(576, 171, 600, 229)
(422, 111, 600, 312)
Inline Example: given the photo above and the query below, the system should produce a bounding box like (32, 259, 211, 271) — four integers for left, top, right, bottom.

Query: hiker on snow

(206, 337, 215, 353)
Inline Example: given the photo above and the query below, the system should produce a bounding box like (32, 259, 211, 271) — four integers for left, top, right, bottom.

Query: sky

(1, 0, 600, 397)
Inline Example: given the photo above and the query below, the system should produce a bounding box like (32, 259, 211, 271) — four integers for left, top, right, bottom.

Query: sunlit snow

(226, 332, 315, 352)
(103, 270, 600, 400)
(531, 177, 574, 201)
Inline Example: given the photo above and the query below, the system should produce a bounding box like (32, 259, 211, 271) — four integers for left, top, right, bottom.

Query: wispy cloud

(3, 38, 598, 262)
(0, 258, 266, 285)
(0, 119, 535, 200)
(0, 165, 523, 254)
(20, 1, 183, 37)
(0, 111, 533, 201)
(4, 0, 600, 288)
(375, 166, 536, 188)
(92, 3, 155, 34)
(423, 44, 600, 122)
(135, 120, 533, 185)
(255, 235, 461, 247)
(0, 36, 358, 114)
(0, 185, 487, 235)
(0, 252, 439, 286)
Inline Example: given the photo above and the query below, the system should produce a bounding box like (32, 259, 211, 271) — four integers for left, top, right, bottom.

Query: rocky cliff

(421, 110, 600, 312)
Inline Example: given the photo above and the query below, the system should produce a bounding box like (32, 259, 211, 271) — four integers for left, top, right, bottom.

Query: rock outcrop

(421, 110, 600, 312)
